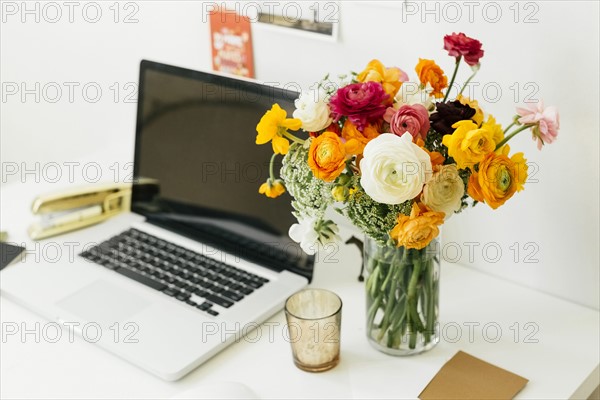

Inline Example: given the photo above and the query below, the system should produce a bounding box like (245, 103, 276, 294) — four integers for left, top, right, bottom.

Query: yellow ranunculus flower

(256, 104, 302, 155)
(415, 59, 448, 98)
(467, 145, 528, 209)
(510, 152, 528, 192)
(390, 202, 445, 250)
(357, 59, 403, 99)
(259, 179, 286, 199)
(481, 115, 504, 145)
(456, 94, 484, 126)
(442, 117, 503, 170)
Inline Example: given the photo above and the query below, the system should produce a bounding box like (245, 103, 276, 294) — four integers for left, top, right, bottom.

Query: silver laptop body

(0, 60, 312, 381)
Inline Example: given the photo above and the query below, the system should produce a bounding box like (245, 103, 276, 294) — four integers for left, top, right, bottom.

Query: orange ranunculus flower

(467, 145, 528, 209)
(259, 179, 286, 199)
(428, 151, 446, 170)
(416, 138, 446, 170)
(357, 59, 404, 99)
(390, 202, 444, 250)
(308, 131, 350, 182)
(256, 104, 302, 155)
(341, 120, 380, 155)
(415, 59, 448, 98)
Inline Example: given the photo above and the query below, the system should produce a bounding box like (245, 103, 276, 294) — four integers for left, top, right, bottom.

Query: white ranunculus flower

(289, 217, 319, 255)
(360, 133, 433, 205)
(289, 217, 340, 255)
(293, 89, 333, 132)
(422, 164, 465, 219)
(395, 82, 435, 112)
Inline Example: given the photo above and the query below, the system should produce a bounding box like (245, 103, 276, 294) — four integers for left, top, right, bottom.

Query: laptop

(0, 60, 312, 381)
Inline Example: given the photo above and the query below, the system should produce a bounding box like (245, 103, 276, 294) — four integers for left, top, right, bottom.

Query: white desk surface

(1, 178, 599, 399)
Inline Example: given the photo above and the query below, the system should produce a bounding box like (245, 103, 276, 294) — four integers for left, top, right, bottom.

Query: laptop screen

(132, 60, 313, 280)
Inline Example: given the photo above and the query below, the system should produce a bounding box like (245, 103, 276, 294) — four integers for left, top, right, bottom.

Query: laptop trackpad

(56, 280, 150, 326)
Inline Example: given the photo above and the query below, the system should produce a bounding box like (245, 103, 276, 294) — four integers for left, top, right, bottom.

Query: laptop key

(175, 293, 191, 302)
(229, 283, 244, 291)
(204, 294, 233, 308)
(163, 287, 178, 297)
(103, 262, 120, 270)
(190, 277, 201, 284)
(206, 309, 219, 316)
(239, 278, 252, 286)
(173, 248, 186, 256)
(222, 290, 244, 302)
(197, 301, 212, 311)
(239, 286, 254, 295)
(181, 273, 192, 281)
(210, 284, 225, 294)
(138, 266, 151, 274)
(246, 280, 264, 289)
(221, 270, 235, 278)
(116, 268, 166, 291)
(202, 283, 217, 292)
(216, 278, 230, 286)
(173, 280, 187, 288)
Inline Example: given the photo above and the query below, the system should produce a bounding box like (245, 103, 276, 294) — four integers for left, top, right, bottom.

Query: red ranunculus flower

(329, 82, 388, 132)
(443, 33, 484, 66)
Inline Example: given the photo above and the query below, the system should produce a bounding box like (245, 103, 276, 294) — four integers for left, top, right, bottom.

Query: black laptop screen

(131, 61, 313, 280)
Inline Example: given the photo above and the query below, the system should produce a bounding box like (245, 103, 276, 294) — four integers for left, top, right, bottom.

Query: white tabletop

(1, 178, 599, 399)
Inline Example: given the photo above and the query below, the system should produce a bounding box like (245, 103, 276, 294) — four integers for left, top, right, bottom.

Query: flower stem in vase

(407, 256, 425, 349)
(364, 237, 440, 355)
(423, 258, 435, 344)
(377, 264, 398, 342)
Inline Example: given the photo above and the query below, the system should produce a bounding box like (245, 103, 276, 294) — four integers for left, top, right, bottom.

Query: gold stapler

(28, 183, 132, 240)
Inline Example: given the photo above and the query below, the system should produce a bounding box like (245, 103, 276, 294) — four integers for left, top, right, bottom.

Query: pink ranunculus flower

(329, 81, 388, 132)
(516, 101, 560, 150)
(398, 68, 409, 83)
(384, 104, 431, 141)
(444, 32, 484, 66)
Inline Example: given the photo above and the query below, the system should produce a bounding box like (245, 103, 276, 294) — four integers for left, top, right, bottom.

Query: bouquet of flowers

(255, 33, 559, 353)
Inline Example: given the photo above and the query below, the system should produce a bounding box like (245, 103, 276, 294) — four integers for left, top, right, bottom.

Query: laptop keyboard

(79, 228, 270, 317)
(147, 216, 304, 272)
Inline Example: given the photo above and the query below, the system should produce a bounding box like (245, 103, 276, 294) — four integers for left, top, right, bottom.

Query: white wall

(2, 1, 598, 309)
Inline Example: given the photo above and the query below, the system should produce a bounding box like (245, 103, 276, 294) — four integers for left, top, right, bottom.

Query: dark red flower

(430, 100, 477, 135)
(329, 82, 388, 132)
(443, 33, 484, 66)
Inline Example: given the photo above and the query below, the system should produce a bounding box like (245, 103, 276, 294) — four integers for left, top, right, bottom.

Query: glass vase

(364, 236, 440, 355)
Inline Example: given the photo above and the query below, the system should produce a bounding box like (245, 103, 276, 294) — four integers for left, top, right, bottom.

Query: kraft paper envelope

(419, 351, 528, 399)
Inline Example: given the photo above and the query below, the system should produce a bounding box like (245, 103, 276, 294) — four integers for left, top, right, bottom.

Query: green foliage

(338, 185, 412, 246)
(457, 167, 475, 212)
(280, 141, 334, 219)
(424, 128, 448, 159)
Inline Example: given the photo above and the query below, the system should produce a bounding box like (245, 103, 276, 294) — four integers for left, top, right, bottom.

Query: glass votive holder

(284, 288, 342, 372)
